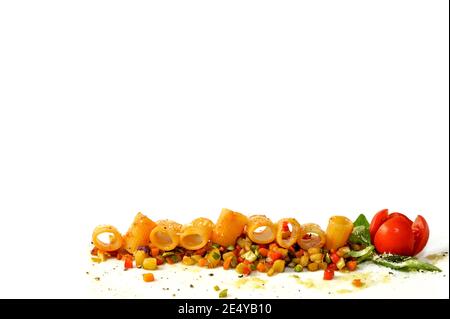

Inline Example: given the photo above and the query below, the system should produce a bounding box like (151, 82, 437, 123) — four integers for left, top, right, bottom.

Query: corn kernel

(307, 247, 321, 255)
(182, 256, 195, 266)
(307, 262, 319, 271)
(300, 255, 309, 267)
(309, 253, 323, 263)
(134, 250, 147, 268)
(273, 260, 286, 273)
(143, 257, 158, 270)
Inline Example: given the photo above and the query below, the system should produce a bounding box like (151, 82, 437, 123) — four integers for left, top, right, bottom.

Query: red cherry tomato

(374, 215, 415, 255)
(412, 215, 429, 255)
(370, 209, 430, 256)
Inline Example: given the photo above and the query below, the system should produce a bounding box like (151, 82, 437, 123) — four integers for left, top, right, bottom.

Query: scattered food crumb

(190, 284, 194, 288)
(94, 277, 100, 281)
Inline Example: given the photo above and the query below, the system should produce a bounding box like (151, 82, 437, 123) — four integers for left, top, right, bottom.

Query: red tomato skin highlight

(373, 216, 415, 256)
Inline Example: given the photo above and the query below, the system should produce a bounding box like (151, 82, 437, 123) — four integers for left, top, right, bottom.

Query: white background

(0, 1, 448, 298)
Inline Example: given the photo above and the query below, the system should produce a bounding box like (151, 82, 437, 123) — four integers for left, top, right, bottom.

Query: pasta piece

(275, 218, 301, 248)
(92, 225, 123, 252)
(149, 220, 182, 251)
(246, 215, 276, 244)
(123, 212, 157, 253)
(325, 216, 353, 250)
(297, 223, 326, 250)
(179, 217, 214, 250)
(211, 208, 248, 247)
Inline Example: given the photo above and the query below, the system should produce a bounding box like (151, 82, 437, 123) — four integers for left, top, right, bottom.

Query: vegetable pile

(90, 209, 441, 287)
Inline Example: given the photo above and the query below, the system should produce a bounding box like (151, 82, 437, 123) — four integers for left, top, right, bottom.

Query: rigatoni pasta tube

(150, 220, 182, 251)
(246, 215, 276, 244)
(275, 218, 301, 248)
(297, 223, 326, 250)
(325, 216, 353, 250)
(92, 225, 123, 252)
(123, 212, 157, 253)
(179, 217, 214, 250)
(211, 208, 248, 247)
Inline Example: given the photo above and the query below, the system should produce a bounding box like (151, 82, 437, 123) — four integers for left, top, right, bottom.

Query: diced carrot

(198, 258, 208, 267)
(143, 273, 155, 282)
(268, 251, 282, 261)
(124, 256, 133, 269)
(258, 248, 269, 257)
(243, 260, 251, 265)
(256, 262, 267, 273)
(242, 266, 251, 276)
(166, 257, 174, 265)
(269, 243, 278, 251)
(347, 260, 357, 271)
(352, 279, 364, 288)
(223, 256, 233, 270)
(151, 248, 159, 258)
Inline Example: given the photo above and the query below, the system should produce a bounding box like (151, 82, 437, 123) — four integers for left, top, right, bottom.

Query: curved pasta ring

(297, 223, 326, 250)
(275, 218, 301, 248)
(246, 215, 276, 244)
(92, 225, 123, 252)
(179, 217, 214, 250)
(150, 220, 182, 251)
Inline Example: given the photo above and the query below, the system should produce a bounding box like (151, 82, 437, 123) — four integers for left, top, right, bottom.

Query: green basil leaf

(348, 214, 371, 245)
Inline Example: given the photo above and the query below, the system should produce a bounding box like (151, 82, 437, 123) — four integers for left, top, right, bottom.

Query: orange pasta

(246, 215, 276, 244)
(92, 225, 123, 252)
(325, 216, 353, 250)
(179, 217, 214, 250)
(123, 212, 157, 253)
(275, 218, 301, 248)
(211, 208, 248, 247)
(150, 220, 182, 251)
